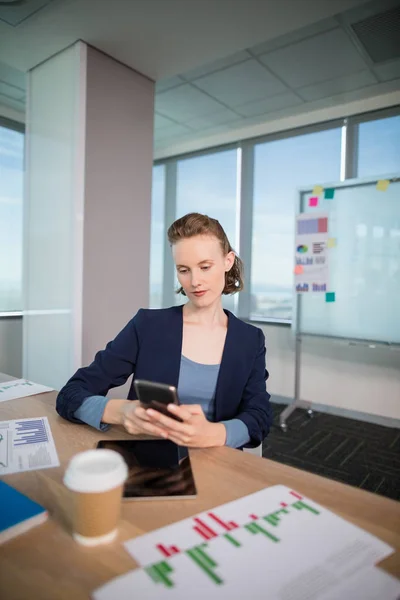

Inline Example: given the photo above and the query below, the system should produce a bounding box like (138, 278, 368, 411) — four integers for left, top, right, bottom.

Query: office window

(149, 165, 165, 308)
(357, 115, 400, 178)
(251, 128, 342, 321)
(0, 125, 24, 312)
(175, 149, 238, 312)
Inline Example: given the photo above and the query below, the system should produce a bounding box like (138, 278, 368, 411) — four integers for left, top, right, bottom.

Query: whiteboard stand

(279, 293, 313, 432)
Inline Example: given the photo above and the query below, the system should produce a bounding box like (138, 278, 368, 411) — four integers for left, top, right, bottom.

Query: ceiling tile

(235, 91, 303, 117)
(259, 28, 367, 88)
(193, 59, 288, 107)
(154, 113, 176, 129)
(185, 108, 241, 130)
(0, 61, 25, 90)
(0, 80, 25, 100)
(0, 0, 54, 27)
(155, 84, 225, 121)
(374, 58, 400, 82)
(298, 69, 377, 101)
(155, 76, 185, 93)
(182, 50, 251, 80)
(250, 18, 338, 56)
(154, 123, 193, 141)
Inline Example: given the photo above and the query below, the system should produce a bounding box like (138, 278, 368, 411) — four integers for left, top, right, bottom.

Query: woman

(56, 213, 272, 449)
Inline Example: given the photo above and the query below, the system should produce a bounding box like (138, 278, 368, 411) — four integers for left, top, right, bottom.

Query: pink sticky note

(309, 196, 319, 207)
(294, 265, 304, 275)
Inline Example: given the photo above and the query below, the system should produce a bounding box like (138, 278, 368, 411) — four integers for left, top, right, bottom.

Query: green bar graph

(263, 514, 280, 527)
(146, 561, 174, 588)
(186, 545, 223, 585)
(245, 522, 279, 543)
(224, 533, 241, 547)
(292, 500, 320, 515)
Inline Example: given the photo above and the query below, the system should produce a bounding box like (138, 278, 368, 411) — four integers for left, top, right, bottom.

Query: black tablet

(96, 439, 197, 500)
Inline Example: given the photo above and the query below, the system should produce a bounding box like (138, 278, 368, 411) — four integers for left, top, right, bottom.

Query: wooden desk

(1, 391, 399, 600)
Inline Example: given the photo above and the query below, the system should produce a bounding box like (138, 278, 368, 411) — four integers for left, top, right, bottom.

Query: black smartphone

(96, 439, 197, 500)
(134, 379, 183, 422)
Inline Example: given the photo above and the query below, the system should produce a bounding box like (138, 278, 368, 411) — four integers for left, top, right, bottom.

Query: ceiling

(0, 0, 399, 157)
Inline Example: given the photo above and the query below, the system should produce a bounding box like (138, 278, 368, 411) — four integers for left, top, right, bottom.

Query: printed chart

(93, 485, 395, 600)
(295, 213, 329, 293)
(0, 417, 59, 475)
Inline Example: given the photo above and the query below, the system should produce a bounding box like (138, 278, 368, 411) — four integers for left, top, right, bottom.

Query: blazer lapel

(214, 310, 242, 421)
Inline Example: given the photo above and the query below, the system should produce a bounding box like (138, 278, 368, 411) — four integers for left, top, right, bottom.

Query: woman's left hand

(146, 404, 226, 448)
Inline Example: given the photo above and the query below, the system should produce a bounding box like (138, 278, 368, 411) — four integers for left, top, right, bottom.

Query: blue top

(75, 354, 250, 448)
(57, 306, 272, 448)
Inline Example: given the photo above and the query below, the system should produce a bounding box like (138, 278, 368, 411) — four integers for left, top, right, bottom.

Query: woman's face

(172, 235, 235, 308)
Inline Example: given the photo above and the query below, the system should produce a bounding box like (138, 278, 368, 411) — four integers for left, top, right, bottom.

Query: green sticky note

(324, 188, 335, 199)
(326, 292, 335, 303)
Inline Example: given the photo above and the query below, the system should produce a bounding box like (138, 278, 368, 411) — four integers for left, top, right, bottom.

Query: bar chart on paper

(0, 417, 59, 475)
(93, 485, 397, 600)
(14, 419, 49, 446)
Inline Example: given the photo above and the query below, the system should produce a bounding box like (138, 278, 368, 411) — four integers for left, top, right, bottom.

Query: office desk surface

(1, 391, 399, 600)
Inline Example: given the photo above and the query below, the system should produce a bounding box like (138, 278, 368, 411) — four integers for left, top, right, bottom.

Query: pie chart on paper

(297, 245, 308, 253)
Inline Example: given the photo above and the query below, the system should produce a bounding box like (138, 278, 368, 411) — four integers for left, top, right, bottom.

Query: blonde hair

(167, 212, 244, 296)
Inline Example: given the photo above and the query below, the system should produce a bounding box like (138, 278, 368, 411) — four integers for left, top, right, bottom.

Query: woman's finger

(123, 414, 166, 437)
(167, 404, 193, 421)
(146, 409, 190, 433)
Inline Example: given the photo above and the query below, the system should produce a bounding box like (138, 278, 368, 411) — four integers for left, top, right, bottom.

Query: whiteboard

(297, 176, 400, 344)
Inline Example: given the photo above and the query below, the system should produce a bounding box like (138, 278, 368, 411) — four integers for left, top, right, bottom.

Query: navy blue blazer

(56, 306, 272, 447)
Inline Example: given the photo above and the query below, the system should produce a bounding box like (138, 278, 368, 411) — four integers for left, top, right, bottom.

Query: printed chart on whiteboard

(295, 213, 329, 293)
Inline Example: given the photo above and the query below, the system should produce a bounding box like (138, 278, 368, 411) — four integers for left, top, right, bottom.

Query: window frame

(0, 116, 25, 317)
(152, 105, 400, 325)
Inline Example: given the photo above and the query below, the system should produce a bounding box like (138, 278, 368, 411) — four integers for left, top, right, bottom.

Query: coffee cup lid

(63, 449, 128, 493)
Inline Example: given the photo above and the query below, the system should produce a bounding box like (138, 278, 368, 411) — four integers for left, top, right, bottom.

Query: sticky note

(376, 179, 390, 191)
(324, 188, 335, 199)
(327, 238, 336, 248)
(326, 292, 336, 303)
(309, 196, 318, 207)
(313, 185, 324, 195)
(294, 265, 304, 275)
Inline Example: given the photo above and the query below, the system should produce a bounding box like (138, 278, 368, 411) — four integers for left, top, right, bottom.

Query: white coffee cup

(63, 449, 128, 546)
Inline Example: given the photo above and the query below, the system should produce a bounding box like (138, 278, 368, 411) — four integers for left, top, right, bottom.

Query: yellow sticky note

(327, 238, 336, 248)
(313, 185, 324, 195)
(376, 179, 390, 192)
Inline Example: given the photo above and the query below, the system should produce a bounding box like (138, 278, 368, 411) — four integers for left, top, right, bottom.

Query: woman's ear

(225, 251, 235, 272)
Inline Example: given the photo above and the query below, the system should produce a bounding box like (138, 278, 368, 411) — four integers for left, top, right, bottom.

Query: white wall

(82, 46, 154, 367)
(261, 324, 400, 421)
(23, 42, 154, 390)
(0, 317, 22, 378)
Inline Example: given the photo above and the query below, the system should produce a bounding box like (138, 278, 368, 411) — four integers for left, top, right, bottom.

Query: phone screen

(96, 439, 197, 499)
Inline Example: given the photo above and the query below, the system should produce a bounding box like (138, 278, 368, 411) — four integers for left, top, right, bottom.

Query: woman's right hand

(102, 399, 167, 437)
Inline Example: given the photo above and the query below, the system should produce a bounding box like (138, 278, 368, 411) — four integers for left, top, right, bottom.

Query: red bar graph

(290, 491, 303, 500)
(280, 502, 288, 508)
(193, 518, 218, 541)
(208, 512, 238, 532)
(249, 514, 259, 520)
(156, 543, 180, 558)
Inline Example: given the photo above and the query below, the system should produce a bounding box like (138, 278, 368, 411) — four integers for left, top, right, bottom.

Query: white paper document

(319, 566, 400, 600)
(93, 485, 396, 600)
(0, 417, 60, 475)
(0, 379, 53, 403)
